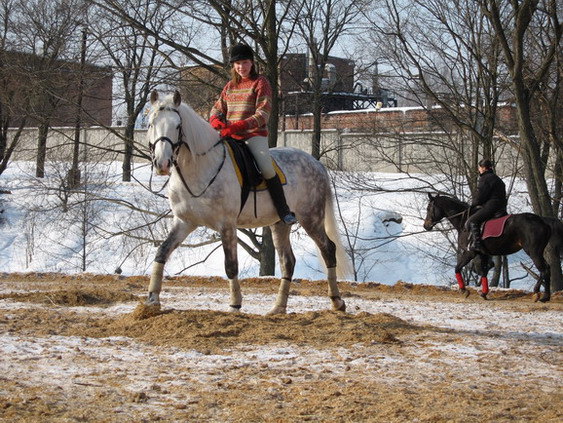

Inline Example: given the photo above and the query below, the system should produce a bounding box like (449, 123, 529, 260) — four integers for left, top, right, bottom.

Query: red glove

(209, 114, 226, 130)
(220, 120, 249, 138)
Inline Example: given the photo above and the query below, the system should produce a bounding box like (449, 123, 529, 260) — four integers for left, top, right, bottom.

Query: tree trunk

(311, 93, 322, 159)
(122, 121, 135, 182)
(36, 122, 49, 178)
(70, 27, 87, 189)
(490, 255, 502, 287)
(259, 227, 275, 276)
(553, 153, 562, 218)
(0, 120, 26, 176)
(546, 246, 562, 292)
(512, 92, 562, 292)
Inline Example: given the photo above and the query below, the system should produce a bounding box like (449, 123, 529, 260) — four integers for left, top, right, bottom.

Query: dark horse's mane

(435, 194, 470, 210)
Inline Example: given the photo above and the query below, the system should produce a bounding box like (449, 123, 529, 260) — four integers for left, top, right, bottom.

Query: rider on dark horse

(465, 159, 508, 252)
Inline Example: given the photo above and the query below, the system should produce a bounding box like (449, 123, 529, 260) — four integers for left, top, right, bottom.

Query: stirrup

(282, 212, 297, 225)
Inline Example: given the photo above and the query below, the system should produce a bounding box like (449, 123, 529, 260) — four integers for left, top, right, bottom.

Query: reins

(447, 209, 469, 221)
(432, 198, 470, 230)
(172, 141, 226, 198)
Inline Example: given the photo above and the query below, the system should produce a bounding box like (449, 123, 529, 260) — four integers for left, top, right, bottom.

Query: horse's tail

(324, 193, 353, 280)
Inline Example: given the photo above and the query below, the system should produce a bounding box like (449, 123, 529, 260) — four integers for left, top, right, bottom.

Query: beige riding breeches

(245, 136, 276, 179)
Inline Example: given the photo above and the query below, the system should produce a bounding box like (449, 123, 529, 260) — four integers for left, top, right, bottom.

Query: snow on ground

(0, 160, 553, 291)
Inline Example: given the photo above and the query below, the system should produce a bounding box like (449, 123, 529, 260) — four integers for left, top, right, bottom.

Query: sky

(0, 160, 543, 292)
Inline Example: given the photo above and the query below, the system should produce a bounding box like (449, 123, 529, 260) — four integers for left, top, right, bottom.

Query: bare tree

(289, 0, 368, 159)
(362, 0, 513, 185)
(478, 0, 562, 291)
(353, 0, 559, 288)
(0, 0, 29, 176)
(90, 0, 173, 181)
(12, 0, 90, 178)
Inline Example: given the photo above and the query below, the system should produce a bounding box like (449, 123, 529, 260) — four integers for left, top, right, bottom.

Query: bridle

(148, 105, 226, 198)
(428, 198, 470, 230)
(148, 106, 185, 157)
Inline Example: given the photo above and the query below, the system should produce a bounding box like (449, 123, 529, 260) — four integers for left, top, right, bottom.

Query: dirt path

(0, 273, 561, 422)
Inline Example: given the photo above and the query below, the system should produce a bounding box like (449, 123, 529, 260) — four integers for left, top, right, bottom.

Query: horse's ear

(173, 90, 181, 107)
(428, 192, 435, 200)
(150, 90, 158, 105)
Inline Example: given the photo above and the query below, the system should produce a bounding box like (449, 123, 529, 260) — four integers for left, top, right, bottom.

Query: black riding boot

(265, 175, 297, 225)
(469, 222, 483, 252)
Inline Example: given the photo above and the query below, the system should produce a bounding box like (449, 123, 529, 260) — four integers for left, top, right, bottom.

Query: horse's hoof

(460, 289, 470, 299)
(146, 292, 160, 307)
(533, 293, 540, 302)
(229, 306, 242, 313)
(266, 306, 287, 315)
(479, 291, 488, 300)
(539, 295, 551, 303)
(332, 298, 346, 312)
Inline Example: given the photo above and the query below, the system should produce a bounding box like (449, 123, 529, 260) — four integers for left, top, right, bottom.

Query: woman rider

(209, 43, 297, 225)
(466, 159, 507, 251)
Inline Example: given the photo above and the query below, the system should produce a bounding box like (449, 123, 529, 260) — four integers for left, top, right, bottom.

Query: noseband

(149, 135, 184, 158)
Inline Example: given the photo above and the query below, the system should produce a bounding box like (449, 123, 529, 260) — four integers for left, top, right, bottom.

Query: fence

(8, 125, 532, 177)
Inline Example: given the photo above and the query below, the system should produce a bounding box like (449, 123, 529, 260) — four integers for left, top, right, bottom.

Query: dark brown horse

(423, 193, 552, 302)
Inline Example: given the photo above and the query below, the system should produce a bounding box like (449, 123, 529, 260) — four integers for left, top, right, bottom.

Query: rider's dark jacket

(468, 169, 507, 225)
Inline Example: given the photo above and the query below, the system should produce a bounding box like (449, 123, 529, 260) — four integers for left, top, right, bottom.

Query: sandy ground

(0, 273, 561, 422)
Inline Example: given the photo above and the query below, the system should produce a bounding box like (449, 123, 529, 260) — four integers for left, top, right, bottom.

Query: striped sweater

(210, 75, 272, 140)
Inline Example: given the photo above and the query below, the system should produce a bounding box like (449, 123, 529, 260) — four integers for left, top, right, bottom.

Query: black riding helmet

(229, 44, 254, 63)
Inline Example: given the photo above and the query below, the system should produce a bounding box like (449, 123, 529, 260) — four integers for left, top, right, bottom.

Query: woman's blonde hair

(230, 62, 259, 85)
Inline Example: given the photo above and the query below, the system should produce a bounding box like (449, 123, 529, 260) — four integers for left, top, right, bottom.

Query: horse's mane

(435, 194, 470, 210)
(158, 93, 220, 155)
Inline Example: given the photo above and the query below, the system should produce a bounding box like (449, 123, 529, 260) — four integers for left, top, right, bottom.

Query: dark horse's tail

(544, 217, 563, 257)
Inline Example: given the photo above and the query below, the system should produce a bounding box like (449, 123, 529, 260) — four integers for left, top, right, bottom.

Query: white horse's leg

(268, 223, 296, 315)
(146, 218, 195, 306)
(268, 278, 291, 315)
(220, 226, 242, 312)
(147, 262, 165, 305)
(228, 278, 242, 311)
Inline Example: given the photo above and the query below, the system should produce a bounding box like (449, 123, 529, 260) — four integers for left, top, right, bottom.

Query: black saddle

(224, 137, 264, 213)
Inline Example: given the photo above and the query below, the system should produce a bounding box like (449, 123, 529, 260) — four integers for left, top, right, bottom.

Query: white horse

(145, 90, 352, 314)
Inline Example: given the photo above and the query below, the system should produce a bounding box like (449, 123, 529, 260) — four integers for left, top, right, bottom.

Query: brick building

(3, 51, 112, 128)
(180, 64, 226, 117)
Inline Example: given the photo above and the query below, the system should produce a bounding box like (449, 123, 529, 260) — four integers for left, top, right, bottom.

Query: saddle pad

(225, 142, 287, 190)
(482, 214, 511, 239)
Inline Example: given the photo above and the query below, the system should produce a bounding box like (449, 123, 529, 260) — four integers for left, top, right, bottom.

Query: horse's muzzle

(423, 221, 435, 231)
(153, 158, 171, 175)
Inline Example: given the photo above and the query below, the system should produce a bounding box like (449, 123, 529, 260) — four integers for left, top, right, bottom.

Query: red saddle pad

(482, 214, 511, 239)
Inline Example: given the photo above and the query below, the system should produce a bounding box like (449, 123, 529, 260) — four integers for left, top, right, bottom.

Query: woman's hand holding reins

(220, 120, 248, 138)
(209, 114, 227, 130)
